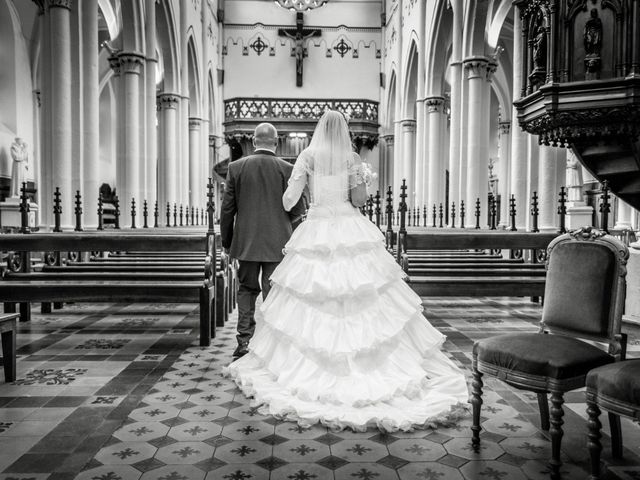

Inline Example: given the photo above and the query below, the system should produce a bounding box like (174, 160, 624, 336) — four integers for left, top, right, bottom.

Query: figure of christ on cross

(278, 12, 321, 87)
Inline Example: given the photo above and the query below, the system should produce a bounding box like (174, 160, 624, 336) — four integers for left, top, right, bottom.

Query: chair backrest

(541, 226, 629, 359)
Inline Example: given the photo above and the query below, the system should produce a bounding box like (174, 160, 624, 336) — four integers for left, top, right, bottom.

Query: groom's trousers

(236, 260, 279, 346)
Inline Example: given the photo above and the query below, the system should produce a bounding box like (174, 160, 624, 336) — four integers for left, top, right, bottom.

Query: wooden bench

(0, 233, 217, 346)
(0, 313, 18, 382)
(59, 248, 235, 327)
(397, 231, 558, 297)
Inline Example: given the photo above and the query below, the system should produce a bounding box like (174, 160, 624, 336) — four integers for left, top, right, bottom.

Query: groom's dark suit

(220, 149, 305, 351)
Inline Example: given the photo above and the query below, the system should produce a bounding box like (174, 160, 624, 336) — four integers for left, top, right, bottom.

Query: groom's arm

(220, 168, 237, 250)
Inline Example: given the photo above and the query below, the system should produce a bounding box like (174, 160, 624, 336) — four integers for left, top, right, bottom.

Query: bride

(225, 110, 468, 432)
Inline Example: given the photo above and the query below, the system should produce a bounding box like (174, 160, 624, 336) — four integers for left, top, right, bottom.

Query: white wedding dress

(224, 150, 469, 432)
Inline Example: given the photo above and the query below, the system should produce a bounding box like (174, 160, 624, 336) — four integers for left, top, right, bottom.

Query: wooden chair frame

(471, 227, 629, 480)
(586, 359, 640, 479)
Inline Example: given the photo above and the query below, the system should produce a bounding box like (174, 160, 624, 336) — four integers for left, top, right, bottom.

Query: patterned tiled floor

(0, 298, 638, 480)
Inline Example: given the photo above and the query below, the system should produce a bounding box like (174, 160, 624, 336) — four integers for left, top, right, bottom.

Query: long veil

(301, 110, 353, 206)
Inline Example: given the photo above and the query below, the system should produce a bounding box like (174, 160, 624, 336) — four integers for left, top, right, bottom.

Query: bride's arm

(283, 154, 309, 212)
(349, 153, 368, 208)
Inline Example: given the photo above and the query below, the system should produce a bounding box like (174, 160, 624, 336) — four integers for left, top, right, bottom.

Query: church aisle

(0, 299, 637, 480)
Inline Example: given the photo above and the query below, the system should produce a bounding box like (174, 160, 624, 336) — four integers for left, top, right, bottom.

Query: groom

(220, 123, 306, 358)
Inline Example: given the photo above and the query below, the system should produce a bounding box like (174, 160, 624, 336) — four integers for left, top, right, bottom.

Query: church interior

(0, 0, 640, 478)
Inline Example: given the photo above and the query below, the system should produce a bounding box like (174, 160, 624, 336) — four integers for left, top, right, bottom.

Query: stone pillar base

(0, 198, 39, 229)
(566, 204, 593, 230)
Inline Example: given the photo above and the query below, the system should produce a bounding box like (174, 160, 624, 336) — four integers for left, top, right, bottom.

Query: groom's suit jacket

(220, 150, 306, 262)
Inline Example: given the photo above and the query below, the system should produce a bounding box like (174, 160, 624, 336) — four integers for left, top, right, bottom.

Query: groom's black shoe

(233, 342, 249, 359)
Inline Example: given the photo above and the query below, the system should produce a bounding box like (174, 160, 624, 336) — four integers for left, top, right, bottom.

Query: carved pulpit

(278, 12, 321, 87)
(513, 0, 640, 211)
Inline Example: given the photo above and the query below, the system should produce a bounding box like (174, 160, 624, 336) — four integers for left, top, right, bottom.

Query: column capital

(189, 117, 203, 129)
(118, 52, 145, 75)
(425, 96, 445, 113)
(157, 93, 180, 110)
(499, 121, 511, 135)
(108, 55, 121, 76)
(47, 0, 72, 10)
(32, 0, 45, 14)
(463, 56, 491, 80)
(400, 119, 417, 132)
(486, 60, 498, 81)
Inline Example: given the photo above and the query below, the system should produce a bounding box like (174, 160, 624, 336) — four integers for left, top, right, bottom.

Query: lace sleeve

(283, 153, 310, 211)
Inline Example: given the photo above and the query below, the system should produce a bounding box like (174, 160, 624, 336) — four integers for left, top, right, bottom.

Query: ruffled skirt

(224, 202, 469, 432)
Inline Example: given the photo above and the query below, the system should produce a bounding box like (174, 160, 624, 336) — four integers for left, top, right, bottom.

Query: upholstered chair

(470, 226, 629, 480)
(586, 359, 640, 479)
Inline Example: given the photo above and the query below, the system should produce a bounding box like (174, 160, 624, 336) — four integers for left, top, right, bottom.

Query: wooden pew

(397, 231, 558, 297)
(41, 230, 235, 326)
(0, 233, 217, 346)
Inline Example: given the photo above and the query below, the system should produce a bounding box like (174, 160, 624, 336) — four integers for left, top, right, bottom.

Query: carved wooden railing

(224, 98, 378, 123)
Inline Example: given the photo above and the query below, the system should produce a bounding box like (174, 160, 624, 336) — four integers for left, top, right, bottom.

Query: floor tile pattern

(0, 298, 638, 480)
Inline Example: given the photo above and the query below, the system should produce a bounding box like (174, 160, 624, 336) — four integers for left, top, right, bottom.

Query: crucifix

(278, 12, 321, 87)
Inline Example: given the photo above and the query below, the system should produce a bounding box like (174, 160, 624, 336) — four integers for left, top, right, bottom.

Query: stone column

(425, 97, 445, 212)
(538, 144, 565, 231)
(380, 135, 394, 192)
(448, 62, 463, 210)
(448, 0, 464, 210)
(189, 117, 202, 207)
(81, 0, 99, 228)
(179, 99, 190, 205)
(157, 94, 179, 210)
(510, 12, 529, 229)
(401, 119, 416, 201)
(209, 134, 217, 178)
(497, 122, 511, 228)
(34, 2, 49, 227)
(48, 0, 73, 228)
(565, 149, 593, 229)
(614, 199, 634, 230)
(386, 136, 395, 193)
(392, 121, 403, 198)
(464, 57, 491, 227)
(145, 0, 157, 204)
(414, 100, 426, 205)
(117, 53, 144, 226)
(525, 137, 539, 231)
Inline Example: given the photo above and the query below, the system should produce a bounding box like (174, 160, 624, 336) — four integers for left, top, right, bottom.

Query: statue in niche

(584, 8, 603, 79)
(532, 19, 546, 72)
(9, 137, 29, 198)
(529, 12, 547, 88)
(566, 150, 584, 203)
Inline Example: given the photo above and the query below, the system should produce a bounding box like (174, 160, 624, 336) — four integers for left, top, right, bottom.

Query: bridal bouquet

(361, 162, 377, 187)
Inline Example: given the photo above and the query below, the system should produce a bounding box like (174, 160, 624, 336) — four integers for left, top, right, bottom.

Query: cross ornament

(278, 12, 321, 87)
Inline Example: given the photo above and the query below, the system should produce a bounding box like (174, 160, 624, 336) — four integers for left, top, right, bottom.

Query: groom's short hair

(253, 123, 278, 149)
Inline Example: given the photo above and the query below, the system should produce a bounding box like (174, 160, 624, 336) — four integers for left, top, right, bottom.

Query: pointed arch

(186, 32, 201, 116)
(156, 0, 179, 93)
(425, 0, 453, 96)
(401, 39, 419, 119)
(386, 69, 397, 130)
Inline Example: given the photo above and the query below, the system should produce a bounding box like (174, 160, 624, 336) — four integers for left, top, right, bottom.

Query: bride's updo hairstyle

(301, 109, 353, 203)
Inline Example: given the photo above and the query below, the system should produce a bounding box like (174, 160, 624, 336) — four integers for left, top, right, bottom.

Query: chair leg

(608, 412, 623, 459)
(537, 393, 550, 431)
(549, 391, 565, 480)
(587, 400, 603, 480)
(471, 365, 483, 449)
